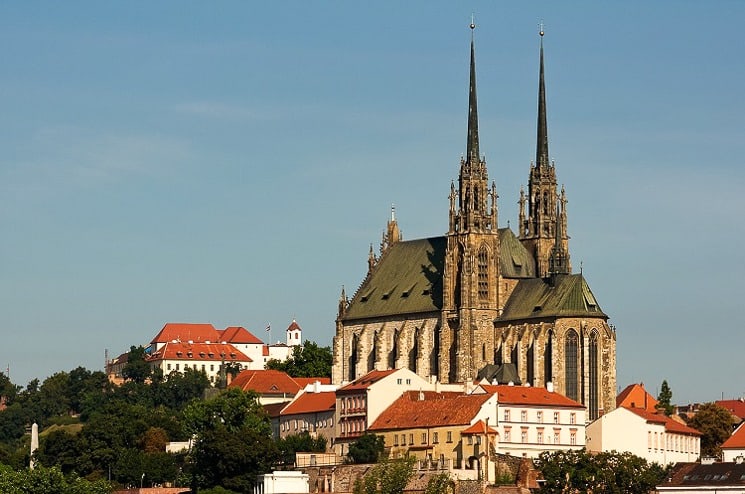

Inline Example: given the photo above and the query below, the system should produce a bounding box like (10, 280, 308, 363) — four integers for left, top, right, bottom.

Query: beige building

(332, 29, 616, 420)
(586, 406, 701, 464)
(278, 382, 338, 448)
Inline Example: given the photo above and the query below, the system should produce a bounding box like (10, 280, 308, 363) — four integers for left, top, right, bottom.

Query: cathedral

(331, 27, 616, 419)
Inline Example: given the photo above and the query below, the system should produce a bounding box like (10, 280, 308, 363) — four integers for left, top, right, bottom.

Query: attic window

(187, 352, 193, 358)
(422, 288, 430, 296)
(360, 289, 375, 303)
(176, 351, 182, 356)
(401, 284, 416, 298)
(533, 305, 542, 312)
(208, 353, 214, 358)
(199, 352, 205, 358)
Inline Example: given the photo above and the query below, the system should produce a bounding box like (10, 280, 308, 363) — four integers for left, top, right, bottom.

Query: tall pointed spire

(536, 25, 549, 168)
(466, 19, 480, 163)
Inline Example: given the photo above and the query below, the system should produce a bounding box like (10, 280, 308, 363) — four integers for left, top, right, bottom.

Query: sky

(1, 2, 743, 405)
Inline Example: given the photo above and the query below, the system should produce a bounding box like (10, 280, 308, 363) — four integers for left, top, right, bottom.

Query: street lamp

(141, 473, 145, 488)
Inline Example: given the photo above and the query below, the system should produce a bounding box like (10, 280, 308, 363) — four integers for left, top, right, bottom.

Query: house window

(570, 413, 576, 425)
(394, 434, 399, 446)
(421, 433, 427, 444)
(504, 429, 511, 442)
(409, 434, 414, 445)
(570, 431, 577, 446)
(554, 430, 560, 444)
(504, 409, 510, 422)
(521, 410, 527, 422)
(406, 378, 411, 385)
(175, 363, 180, 370)
(537, 411, 543, 423)
(397, 378, 402, 385)
(447, 431, 452, 443)
(467, 435, 473, 445)
(433, 432, 439, 443)
(210, 364, 214, 371)
(167, 363, 172, 371)
(521, 430, 528, 443)
(553, 412, 560, 424)
(537, 430, 543, 444)
(294, 420, 298, 430)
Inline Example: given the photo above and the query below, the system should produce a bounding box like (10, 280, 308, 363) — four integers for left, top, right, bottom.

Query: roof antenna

(391, 203, 396, 222)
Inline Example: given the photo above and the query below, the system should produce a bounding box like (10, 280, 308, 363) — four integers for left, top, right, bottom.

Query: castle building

(332, 27, 616, 419)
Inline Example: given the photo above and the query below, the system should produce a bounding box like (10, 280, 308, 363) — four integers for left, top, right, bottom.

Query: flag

(266, 324, 271, 332)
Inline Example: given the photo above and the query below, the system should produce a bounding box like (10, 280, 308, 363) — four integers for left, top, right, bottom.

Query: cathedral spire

(466, 19, 480, 163)
(536, 26, 549, 168)
(548, 201, 570, 276)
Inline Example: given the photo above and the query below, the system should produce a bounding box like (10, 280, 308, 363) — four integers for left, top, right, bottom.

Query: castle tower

(518, 29, 570, 277)
(441, 22, 500, 383)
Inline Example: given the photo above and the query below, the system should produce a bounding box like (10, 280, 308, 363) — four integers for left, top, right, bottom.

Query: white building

(254, 471, 309, 494)
(586, 406, 701, 464)
(722, 422, 745, 463)
(477, 383, 587, 458)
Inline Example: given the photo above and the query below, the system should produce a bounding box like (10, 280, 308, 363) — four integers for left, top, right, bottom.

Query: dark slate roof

(662, 462, 745, 488)
(498, 228, 536, 278)
(343, 229, 536, 321)
(343, 237, 445, 320)
(498, 274, 608, 322)
(477, 363, 522, 385)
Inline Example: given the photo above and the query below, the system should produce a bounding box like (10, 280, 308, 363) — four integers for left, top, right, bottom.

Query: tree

(685, 402, 734, 457)
(0, 463, 111, 494)
(353, 457, 415, 494)
(122, 346, 152, 384)
(348, 433, 385, 464)
(265, 341, 332, 378)
(534, 449, 668, 494)
(277, 431, 327, 466)
(656, 380, 674, 416)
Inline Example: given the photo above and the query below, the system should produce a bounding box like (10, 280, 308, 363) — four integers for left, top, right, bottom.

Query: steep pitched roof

(479, 384, 585, 409)
(148, 342, 251, 363)
(294, 377, 332, 387)
(717, 399, 745, 420)
(462, 419, 498, 435)
(337, 369, 398, 394)
(498, 228, 536, 278)
(229, 369, 301, 395)
(150, 323, 221, 344)
(368, 390, 495, 431)
(498, 274, 607, 322)
(344, 238, 445, 320)
(219, 326, 264, 344)
(616, 383, 658, 411)
(282, 391, 336, 416)
(287, 320, 302, 332)
(722, 423, 745, 449)
(623, 407, 701, 436)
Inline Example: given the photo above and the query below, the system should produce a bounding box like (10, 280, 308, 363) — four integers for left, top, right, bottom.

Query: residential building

(478, 383, 586, 458)
(230, 369, 305, 405)
(717, 398, 745, 426)
(722, 422, 745, 462)
(658, 460, 745, 493)
(147, 341, 252, 385)
(367, 389, 498, 473)
(333, 368, 431, 456)
(279, 381, 338, 448)
(332, 27, 616, 420)
(586, 406, 701, 465)
(616, 382, 659, 412)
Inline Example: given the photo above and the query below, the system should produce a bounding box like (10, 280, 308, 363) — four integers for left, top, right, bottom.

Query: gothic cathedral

(332, 28, 617, 419)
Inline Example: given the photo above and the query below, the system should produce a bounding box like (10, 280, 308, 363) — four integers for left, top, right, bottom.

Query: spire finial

(470, 13, 476, 31)
(391, 203, 396, 222)
(466, 18, 480, 164)
(539, 20, 545, 37)
(535, 23, 549, 168)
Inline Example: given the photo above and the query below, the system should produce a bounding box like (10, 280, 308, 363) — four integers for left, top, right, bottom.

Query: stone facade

(332, 30, 617, 419)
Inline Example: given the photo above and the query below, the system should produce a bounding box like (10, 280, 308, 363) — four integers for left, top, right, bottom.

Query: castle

(332, 27, 616, 419)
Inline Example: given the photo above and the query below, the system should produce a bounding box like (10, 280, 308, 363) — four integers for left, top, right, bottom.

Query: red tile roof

(295, 377, 332, 387)
(337, 369, 398, 394)
(219, 326, 264, 344)
(369, 390, 495, 431)
(462, 419, 498, 435)
(717, 399, 745, 420)
(624, 407, 701, 436)
(229, 369, 301, 395)
(287, 320, 302, 332)
(479, 385, 585, 409)
(148, 341, 251, 362)
(282, 391, 336, 416)
(722, 423, 745, 449)
(151, 323, 221, 344)
(616, 383, 658, 411)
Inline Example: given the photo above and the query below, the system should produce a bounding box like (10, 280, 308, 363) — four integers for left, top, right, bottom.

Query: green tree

(348, 433, 385, 464)
(656, 380, 674, 416)
(0, 463, 111, 494)
(685, 402, 734, 457)
(122, 346, 152, 384)
(265, 341, 332, 378)
(354, 457, 415, 494)
(277, 431, 328, 466)
(424, 473, 454, 494)
(534, 449, 668, 494)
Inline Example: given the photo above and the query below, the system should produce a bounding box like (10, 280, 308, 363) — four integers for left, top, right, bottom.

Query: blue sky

(1, 2, 743, 405)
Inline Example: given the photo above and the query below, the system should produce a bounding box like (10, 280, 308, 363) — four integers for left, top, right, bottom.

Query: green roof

(498, 228, 536, 278)
(343, 237, 446, 320)
(498, 273, 608, 322)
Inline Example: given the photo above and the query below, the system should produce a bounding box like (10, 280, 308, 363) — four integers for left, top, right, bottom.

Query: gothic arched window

(565, 329, 579, 402)
(589, 331, 599, 420)
(477, 245, 489, 301)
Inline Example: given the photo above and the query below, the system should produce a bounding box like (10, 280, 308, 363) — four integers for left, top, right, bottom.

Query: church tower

(441, 22, 500, 383)
(519, 30, 570, 277)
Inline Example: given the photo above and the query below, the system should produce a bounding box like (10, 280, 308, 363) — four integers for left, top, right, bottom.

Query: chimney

(546, 382, 554, 393)
(314, 380, 320, 393)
